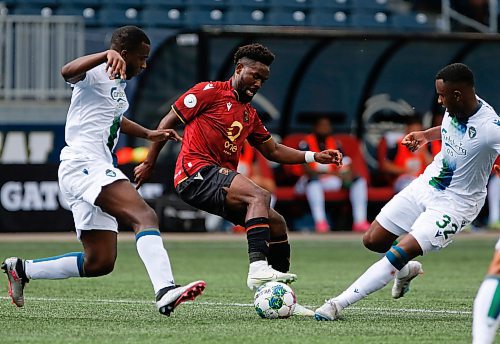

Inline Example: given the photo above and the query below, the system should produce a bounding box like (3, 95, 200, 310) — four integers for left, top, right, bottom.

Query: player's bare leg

(96, 180, 205, 316)
(225, 174, 297, 290)
(316, 225, 423, 321)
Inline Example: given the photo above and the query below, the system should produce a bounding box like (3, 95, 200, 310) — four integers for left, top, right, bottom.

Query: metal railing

(0, 15, 84, 100)
(441, 0, 498, 33)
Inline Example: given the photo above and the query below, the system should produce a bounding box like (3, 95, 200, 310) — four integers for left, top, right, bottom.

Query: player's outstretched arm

(121, 117, 182, 142)
(134, 110, 181, 189)
(402, 126, 441, 152)
(256, 137, 342, 166)
(61, 50, 126, 84)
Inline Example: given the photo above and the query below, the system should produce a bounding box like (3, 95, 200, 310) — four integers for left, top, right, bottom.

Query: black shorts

(175, 165, 241, 224)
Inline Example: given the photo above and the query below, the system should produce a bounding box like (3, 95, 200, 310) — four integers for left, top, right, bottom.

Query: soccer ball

(254, 282, 296, 319)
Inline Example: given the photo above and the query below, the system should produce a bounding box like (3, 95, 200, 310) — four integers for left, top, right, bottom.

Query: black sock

(268, 235, 290, 273)
(246, 217, 270, 263)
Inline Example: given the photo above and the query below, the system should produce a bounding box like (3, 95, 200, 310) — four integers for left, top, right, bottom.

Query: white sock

(306, 180, 327, 223)
(25, 252, 84, 279)
(335, 256, 397, 309)
(488, 176, 500, 224)
(473, 277, 500, 344)
(249, 260, 268, 273)
(136, 230, 175, 294)
(396, 263, 410, 279)
(350, 177, 368, 224)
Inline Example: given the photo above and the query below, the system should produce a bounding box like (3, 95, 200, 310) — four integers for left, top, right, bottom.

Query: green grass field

(0, 233, 497, 344)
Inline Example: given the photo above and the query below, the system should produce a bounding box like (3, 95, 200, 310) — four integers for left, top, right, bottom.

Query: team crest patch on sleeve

(105, 169, 116, 177)
(184, 94, 197, 108)
(468, 126, 476, 138)
(219, 168, 230, 175)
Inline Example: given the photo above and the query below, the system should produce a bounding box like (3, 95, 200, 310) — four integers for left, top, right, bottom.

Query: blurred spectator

(378, 116, 433, 193)
(293, 116, 370, 233)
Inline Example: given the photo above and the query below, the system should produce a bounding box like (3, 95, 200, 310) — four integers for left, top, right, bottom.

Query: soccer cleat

(292, 303, 315, 317)
(1, 257, 29, 307)
(315, 299, 341, 321)
(156, 280, 206, 316)
(247, 265, 297, 290)
(392, 261, 423, 299)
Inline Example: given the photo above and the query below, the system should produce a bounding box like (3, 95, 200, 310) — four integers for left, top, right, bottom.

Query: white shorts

(58, 159, 128, 238)
(376, 176, 483, 254)
(495, 238, 500, 251)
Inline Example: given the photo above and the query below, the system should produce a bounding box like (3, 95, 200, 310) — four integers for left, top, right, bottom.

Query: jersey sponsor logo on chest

(442, 128, 467, 157)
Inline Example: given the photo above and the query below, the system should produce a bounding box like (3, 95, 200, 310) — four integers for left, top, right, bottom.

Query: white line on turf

(0, 296, 472, 315)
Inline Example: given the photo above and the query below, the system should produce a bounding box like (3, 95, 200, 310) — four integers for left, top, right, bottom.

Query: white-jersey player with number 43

(315, 63, 500, 321)
(2, 26, 205, 317)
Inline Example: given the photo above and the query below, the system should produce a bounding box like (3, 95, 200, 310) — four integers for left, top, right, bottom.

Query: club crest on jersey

(219, 167, 230, 175)
(184, 94, 197, 108)
(226, 102, 232, 111)
(227, 121, 243, 142)
(468, 126, 476, 138)
(105, 169, 116, 177)
(110, 87, 126, 102)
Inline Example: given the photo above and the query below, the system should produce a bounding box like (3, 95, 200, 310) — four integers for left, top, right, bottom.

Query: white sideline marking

(0, 296, 472, 315)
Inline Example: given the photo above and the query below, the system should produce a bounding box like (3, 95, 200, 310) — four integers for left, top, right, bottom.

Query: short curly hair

(111, 26, 150, 52)
(436, 63, 474, 86)
(233, 43, 275, 66)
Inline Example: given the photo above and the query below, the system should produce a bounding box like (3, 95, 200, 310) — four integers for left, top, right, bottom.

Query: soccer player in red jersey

(134, 44, 342, 314)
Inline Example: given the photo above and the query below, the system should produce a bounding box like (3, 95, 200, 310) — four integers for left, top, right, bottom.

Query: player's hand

(147, 129, 182, 143)
(314, 149, 343, 166)
(402, 131, 428, 152)
(134, 161, 154, 189)
(105, 50, 126, 80)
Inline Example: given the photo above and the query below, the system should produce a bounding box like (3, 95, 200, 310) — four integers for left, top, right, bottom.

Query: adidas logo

(226, 102, 232, 111)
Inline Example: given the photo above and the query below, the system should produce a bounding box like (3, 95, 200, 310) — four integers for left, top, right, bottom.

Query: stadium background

(0, 0, 499, 232)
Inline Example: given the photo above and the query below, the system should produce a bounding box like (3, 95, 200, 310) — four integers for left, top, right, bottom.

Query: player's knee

(132, 206, 158, 230)
(253, 187, 272, 208)
(362, 232, 386, 253)
(84, 255, 116, 277)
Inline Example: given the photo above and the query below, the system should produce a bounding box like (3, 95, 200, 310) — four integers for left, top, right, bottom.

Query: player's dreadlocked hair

(233, 43, 275, 66)
(110, 26, 150, 52)
(436, 63, 475, 86)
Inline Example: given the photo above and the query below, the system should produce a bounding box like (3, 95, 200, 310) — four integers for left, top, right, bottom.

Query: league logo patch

(184, 94, 197, 108)
(105, 169, 116, 177)
(468, 126, 476, 138)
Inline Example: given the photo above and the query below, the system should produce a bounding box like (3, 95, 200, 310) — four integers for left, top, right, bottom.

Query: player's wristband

(304, 151, 315, 163)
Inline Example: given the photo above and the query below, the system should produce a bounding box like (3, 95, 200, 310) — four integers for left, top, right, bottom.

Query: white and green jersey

(60, 63, 128, 165)
(423, 96, 500, 205)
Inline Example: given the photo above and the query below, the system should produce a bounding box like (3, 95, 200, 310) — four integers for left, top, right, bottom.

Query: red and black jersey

(172, 80, 271, 187)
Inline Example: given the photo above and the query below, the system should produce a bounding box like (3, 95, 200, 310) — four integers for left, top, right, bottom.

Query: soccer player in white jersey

(473, 165, 500, 344)
(1, 26, 205, 316)
(315, 63, 500, 321)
